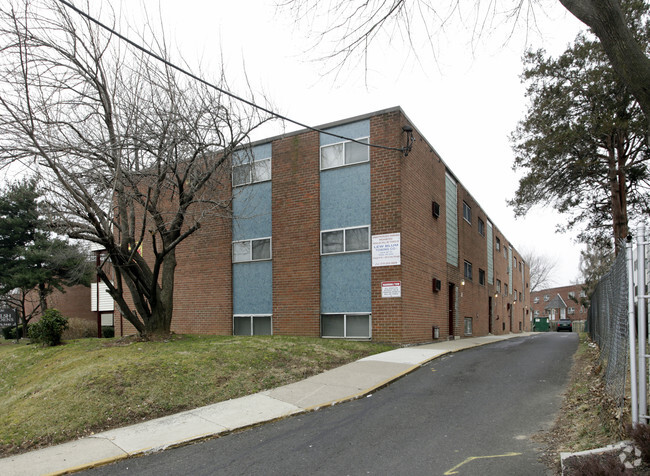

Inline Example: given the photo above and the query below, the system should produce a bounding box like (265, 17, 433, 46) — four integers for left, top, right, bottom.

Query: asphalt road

(84, 332, 578, 475)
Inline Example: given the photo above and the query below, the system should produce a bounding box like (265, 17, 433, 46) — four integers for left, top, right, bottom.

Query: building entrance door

(488, 296, 493, 334)
(448, 283, 455, 337)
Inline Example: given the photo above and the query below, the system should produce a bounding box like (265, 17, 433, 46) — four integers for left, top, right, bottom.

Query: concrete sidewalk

(0, 333, 534, 476)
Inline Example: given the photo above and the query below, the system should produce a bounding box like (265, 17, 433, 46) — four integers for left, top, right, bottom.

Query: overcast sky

(114, 0, 588, 287)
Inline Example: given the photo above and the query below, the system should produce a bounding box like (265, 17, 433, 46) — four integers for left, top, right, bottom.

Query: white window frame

(232, 237, 272, 262)
(321, 313, 372, 339)
(568, 307, 575, 315)
(462, 201, 472, 224)
(320, 137, 370, 170)
(544, 294, 550, 301)
(534, 296, 539, 303)
(232, 156, 272, 187)
(233, 314, 272, 336)
(496, 237, 501, 251)
(568, 291, 576, 299)
(320, 226, 370, 255)
(496, 279, 501, 293)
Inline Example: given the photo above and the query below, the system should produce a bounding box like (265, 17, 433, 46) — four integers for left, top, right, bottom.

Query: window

(496, 237, 501, 251)
(544, 294, 550, 301)
(519, 292, 522, 302)
(568, 291, 576, 299)
(514, 289, 517, 301)
(580, 305, 586, 313)
(478, 218, 485, 236)
(321, 226, 370, 254)
(463, 260, 473, 281)
(520, 262, 523, 272)
(568, 307, 575, 315)
(534, 296, 539, 303)
(496, 279, 501, 293)
(580, 290, 586, 298)
(534, 310, 540, 317)
(463, 202, 472, 224)
(320, 138, 369, 170)
(504, 284, 509, 296)
(232, 238, 271, 262)
(321, 314, 371, 338)
(232, 157, 271, 186)
(479, 268, 485, 285)
(464, 317, 473, 336)
(233, 315, 272, 336)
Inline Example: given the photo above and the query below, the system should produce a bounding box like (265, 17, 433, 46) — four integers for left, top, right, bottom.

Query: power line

(56, 0, 406, 154)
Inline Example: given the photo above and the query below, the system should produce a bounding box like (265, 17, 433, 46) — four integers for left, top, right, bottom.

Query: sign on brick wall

(372, 233, 401, 267)
(0, 308, 17, 327)
(381, 281, 402, 298)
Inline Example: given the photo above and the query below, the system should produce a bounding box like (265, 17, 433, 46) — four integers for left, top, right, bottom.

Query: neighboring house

(115, 107, 531, 344)
(531, 284, 587, 323)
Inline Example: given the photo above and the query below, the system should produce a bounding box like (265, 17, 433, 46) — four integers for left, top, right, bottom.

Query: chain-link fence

(587, 249, 629, 409)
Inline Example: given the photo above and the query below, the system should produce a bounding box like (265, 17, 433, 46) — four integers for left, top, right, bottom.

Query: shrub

(629, 423, 650, 465)
(63, 318, 97, 339)
(102, 326, 115, 338)
(1, 325, 26, 340)
(29, 309, 69, 346)
(563, 452, 628, 475)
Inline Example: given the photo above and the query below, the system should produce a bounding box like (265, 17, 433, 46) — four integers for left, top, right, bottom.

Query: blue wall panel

(321, 252, 371, 313)
(320, 164, 370, 230)
(232, 181, 272, 240)
(233, 261, 273, 315)
(320, 119, 370, 146)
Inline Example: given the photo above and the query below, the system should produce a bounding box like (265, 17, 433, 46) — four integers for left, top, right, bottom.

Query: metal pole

(627, 236, 639, 425)
(96, 251, 101, 338)
(638, 224, 647, 422)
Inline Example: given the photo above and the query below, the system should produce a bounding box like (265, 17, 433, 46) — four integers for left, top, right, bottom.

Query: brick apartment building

(530, 284, 587, 324)
(114, 107, 531, 344)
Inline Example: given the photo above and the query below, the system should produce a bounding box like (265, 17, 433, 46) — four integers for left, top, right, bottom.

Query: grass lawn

(0, 335, 394, 456)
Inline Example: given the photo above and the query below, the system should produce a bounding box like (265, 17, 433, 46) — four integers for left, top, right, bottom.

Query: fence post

(638, 224, 648, 422)
(627, 235, 639, 425)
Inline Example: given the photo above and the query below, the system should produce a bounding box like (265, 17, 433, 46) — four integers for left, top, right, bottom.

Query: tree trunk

(606, 143, 628, 254)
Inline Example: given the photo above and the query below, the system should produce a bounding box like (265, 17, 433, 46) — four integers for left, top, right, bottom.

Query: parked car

(557, 319, 573, 332)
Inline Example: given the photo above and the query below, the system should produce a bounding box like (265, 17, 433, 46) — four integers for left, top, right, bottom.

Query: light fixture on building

(461, 279, 465, 286)
(402, 125, 415, 156)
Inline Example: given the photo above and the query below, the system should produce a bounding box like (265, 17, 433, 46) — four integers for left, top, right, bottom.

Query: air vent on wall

(432, 201, 440, 218)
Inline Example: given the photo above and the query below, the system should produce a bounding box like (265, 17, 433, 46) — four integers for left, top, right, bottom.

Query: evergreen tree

(0, 179, 92, 335)
(510, 0, 650, 254)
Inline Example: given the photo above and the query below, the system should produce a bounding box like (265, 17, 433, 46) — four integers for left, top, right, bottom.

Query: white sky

(115, 0, 588, 287)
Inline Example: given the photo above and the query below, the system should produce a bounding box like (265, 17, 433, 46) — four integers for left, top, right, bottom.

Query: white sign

(382, 281, 402, 298)
(372, 233, 401, 267)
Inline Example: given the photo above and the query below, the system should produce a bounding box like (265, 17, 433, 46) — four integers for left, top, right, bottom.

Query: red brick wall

(369, 111, 404, 342)
(271, 132, 321, 336)
(396, 114, 449, 343)
(108, 107, 531, 343)
(531, 284, 586, 322)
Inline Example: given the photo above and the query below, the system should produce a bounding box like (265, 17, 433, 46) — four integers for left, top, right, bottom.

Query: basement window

(321, 314, 371, 339)
(233, 315, 272, 336)
(464, 317, 473, 336)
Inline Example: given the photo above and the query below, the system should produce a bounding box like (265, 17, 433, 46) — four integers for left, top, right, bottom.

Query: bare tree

(0, 0, 271, 336)
(521, 249, 558, 292)
(281, 0, 650, 129)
